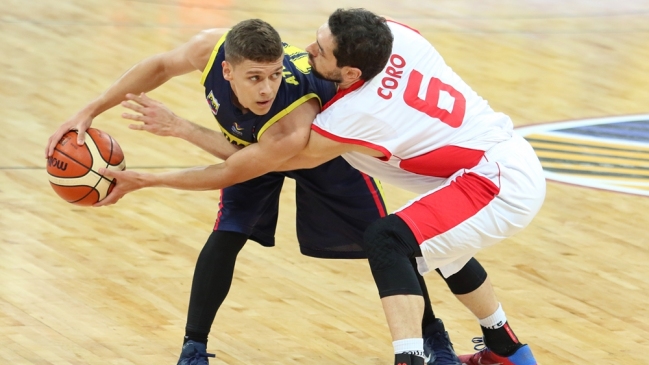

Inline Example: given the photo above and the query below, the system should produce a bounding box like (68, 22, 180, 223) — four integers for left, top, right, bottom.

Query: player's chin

(253, 100, 274, 114)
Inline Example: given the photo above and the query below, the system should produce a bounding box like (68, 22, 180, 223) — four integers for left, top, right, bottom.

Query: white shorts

(394, 133, 546, 278)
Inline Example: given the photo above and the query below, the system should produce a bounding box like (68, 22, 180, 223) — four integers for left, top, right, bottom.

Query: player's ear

(222, 60, 233, 81)
(341, 66, 362, 83)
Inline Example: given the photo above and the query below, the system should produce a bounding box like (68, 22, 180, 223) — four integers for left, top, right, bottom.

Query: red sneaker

(458, 338, 537, 365)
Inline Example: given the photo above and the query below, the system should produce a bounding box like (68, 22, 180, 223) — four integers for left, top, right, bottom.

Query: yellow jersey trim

(201, 32, 229, 86)
(373, 177, 386, 204)
(257, 93, 321, 141)
(218, 122, 250, 147)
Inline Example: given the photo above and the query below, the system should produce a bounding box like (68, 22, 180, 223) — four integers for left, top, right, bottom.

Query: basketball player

(275, 9, 546, 365)
(46, 19, 460, 365)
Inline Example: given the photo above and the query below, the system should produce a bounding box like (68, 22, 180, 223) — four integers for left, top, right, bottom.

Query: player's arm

(275, 127, 384, 171)
(46, 28, 226, 157)
(94, 98, 319, 206)
(118, 92, 240, 160)
(274, 129, 352, 170)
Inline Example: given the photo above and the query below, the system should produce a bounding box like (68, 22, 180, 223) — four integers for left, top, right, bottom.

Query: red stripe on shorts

(361, 173, 387, 217)
(395, 171, 500, 243)
(213, 189, 225, 230)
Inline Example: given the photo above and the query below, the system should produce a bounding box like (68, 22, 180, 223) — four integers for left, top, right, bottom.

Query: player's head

(222, 19, 284, 115)
(306, 8, 393, 85)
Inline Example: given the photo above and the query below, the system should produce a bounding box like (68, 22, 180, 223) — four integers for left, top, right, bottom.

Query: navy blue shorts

(213, 156, 386, 259)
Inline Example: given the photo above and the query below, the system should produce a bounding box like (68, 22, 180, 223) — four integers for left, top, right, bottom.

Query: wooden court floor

(1, 0, 648, 364)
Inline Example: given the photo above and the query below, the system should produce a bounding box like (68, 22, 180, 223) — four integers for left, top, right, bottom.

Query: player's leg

(446, 134, 544, 365)
(435, 259, 534, 364)
(398, 136, 545, 365)
(178, 174, 285, 365)
(453, 278, 536, 365)
(179, 230, 248, 364)
(362, 215, 434, 365)
(290, 158, 459, 365)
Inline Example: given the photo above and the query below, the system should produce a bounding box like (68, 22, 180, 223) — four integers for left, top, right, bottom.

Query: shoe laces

(183, 350, 216, 365)
(426, 331, 460, 364)
(471, 337, 487, 352)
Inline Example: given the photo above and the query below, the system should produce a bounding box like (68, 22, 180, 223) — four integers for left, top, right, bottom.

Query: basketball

(47, 128, 126, 206)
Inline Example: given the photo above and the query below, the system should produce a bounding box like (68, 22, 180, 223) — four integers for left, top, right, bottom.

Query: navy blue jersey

(198, 33, 386, 259)
(201, 33, 336, 146)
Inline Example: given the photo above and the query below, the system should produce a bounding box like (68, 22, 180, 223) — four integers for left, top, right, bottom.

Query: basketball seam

(49, 129, 123, 205)
(87, 129, 122, 177)
(84, 130, 110, 202)
(52, 147, 94, 174)
(58, 130, 98, 204)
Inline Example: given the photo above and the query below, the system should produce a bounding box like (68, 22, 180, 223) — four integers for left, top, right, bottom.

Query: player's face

(306, 23, 343, 83)
(222, 57, 284, 115)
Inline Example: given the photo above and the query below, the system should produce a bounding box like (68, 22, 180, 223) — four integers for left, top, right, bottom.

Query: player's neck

(336, 71, 364, 90)
(230, 90, 250, 114)
(337, 79, 359, 90)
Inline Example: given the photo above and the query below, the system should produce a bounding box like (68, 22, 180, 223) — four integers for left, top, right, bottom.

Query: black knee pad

(362, 215, 421, 267)
(436, 257, 487, 295)
(363, 215, 423, 298)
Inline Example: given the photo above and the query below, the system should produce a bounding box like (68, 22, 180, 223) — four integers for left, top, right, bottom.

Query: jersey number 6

(403, 70, 466, 128)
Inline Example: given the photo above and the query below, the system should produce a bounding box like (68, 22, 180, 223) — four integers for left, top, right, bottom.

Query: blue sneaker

(423, 319, 461, 365)
(177, 340, 215, 365)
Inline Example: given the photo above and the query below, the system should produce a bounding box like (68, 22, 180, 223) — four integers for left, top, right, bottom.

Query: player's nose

(259, 79, 272, 95)
(305, 42, 317, 57)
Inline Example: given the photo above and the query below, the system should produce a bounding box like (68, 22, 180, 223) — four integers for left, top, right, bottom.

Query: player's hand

(93, 168, 145, 207)
(45, 111, 93, 158)
(121, 93, 186, 138)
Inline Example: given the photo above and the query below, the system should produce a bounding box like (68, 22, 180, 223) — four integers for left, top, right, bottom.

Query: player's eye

(271, 72, 282, 79)
(250, 76, 259, 81)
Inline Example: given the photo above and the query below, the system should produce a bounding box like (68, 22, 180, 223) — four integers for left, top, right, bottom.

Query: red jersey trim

(322, 80, 365, 111)
(311, 124, 392, 161)
(387, 19, 421, 34)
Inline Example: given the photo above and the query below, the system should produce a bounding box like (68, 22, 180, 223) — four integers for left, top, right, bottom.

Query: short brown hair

(224, 19, 284, 65)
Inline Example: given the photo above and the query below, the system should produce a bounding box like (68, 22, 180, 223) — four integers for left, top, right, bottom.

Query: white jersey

(312, 21, 514, 194)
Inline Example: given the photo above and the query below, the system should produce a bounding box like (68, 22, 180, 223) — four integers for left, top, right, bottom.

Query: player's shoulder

(278, 45, 336, 102)
(188, 28, 228, 48)
(281, 42, 312, 76)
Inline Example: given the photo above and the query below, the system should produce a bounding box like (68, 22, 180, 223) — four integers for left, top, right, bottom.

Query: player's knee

(363, 215, 424, 298)
(437, 257, 488, 295)
(362, 215, 420, 270)
(203, 230, 248, 257)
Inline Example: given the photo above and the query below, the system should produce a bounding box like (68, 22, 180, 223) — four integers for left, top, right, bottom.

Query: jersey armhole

(200, 32, 228, 86)
(311, 124, 392, 161)
(256, 93, 322, 140)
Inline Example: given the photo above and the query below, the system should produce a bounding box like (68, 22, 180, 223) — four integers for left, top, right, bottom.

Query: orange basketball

(47, 128, 126, 206)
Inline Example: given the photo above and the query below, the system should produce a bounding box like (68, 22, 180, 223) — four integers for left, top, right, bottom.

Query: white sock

(479, 303, 507, 329)
(393, 338, 425, 358)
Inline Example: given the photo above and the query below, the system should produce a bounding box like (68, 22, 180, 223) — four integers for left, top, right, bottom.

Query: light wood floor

(2, 1, 649, 364)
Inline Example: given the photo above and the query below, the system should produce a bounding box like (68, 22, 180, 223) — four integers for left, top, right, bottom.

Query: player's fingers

(125, 93, 145, 107)
(126, 92, 152, 107)
(122, 112, 145, 122)
(93, 194, 118, 207)
(121, 100, 145, 113)
(76, 127, 87, 145)
(97, 167, 114, 178)
(46, 133, 63, 157)
(138, 92, 159, 106)
(128, 123, 145, 131)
